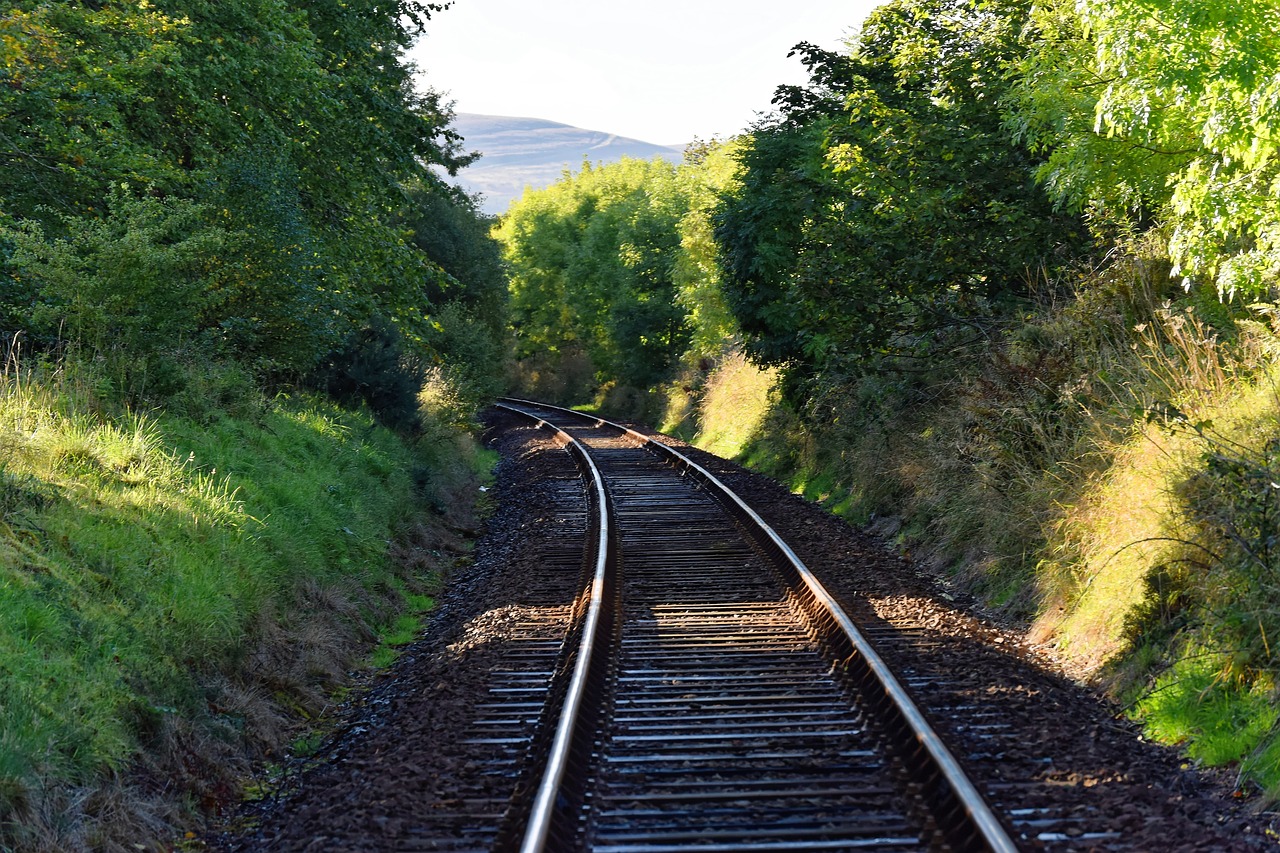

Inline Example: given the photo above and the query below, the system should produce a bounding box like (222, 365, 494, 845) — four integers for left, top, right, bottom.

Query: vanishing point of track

(492, 398, 1016, 853)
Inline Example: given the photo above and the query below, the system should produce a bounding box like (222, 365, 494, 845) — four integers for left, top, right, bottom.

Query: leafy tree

(1008, 0, 1280, 298)
(716, 0, 1088, 379)
(0, 3, 189, 221)
(401, 178, 507, 339)
(497, 157, 693, 389)
(205, 148, 343, 370)
(1002, 1, 1192, 232)
(400, 177, 510, 402)
(672, 139, 743, 357)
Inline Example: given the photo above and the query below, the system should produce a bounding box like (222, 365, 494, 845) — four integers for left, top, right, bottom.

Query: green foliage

(496, 141, 743, 401)
(206, 149, 342, 372)
(403, 179, 506, 321)
(0, 356, 467, 847)
(497, 156, 696, 390)
(1002, 1, 1187, 229)
(423, 300, 508, 417)
(717, 0, 1089, 380)
(400, 177, 511, 406)
(1135, 655, 1279, 769)
(0, 3, 189, 219)
(311, 316, 426, 434)
(1008, 0, 1280, 298)
(1168, 419, 1280, 686)
(0, 0, 492, 379)
(672, 140, 744, 357)
(8, 187, 222, 353)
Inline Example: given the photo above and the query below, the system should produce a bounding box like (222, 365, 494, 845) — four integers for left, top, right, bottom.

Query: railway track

(491, 398, 1017, 853)
(218, 400, 1271, 852)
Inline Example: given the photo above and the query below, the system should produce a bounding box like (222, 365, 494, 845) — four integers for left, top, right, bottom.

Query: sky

(409, 0, 880, 146)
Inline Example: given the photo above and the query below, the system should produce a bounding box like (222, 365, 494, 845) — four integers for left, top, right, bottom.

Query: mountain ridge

(448, 113, 685, 215)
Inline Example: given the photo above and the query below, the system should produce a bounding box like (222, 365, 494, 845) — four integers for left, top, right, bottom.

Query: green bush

(311, 316, 425, 434)
(6, 188, 222, 354)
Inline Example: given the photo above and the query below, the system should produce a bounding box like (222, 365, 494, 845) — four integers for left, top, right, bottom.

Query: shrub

(5, 188, 222, 355)
(310, 316, 425, 434)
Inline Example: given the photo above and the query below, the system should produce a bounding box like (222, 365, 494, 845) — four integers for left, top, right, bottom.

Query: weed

(289, 732, 324, 759)
(1135, 654, 1278, 768)
(691, 350, 780, 460)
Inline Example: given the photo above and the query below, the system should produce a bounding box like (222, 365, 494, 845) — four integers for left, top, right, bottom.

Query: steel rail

(498, 397, 1018, 853)
(493, 404, 616, 853)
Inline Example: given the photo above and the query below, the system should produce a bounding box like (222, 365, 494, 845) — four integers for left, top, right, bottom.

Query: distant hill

(448, 113, 685, 215)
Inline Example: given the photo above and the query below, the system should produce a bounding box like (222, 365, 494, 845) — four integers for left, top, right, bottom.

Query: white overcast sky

(410, 1, 880, 145)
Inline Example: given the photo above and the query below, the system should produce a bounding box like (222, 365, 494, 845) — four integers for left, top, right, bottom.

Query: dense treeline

(1, 0, 505, 416)
(499, 0, 1280, 797)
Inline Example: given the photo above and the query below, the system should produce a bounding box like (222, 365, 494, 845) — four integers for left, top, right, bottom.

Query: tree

(672, 139, 745, 357)
(0, 3, 189, 221)
(497, 157, 693, 389)
(716, 0, 1087, 379)
(1007, 0, 1280, 298)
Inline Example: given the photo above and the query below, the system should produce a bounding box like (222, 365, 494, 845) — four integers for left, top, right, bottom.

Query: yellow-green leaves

(496, 156, 697, 391)
(1011, 0, 1280, 298)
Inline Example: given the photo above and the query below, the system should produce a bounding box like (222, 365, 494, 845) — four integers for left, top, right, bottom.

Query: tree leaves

(716, 0, 1087, 379)
(1009, 0, 1280, 298)
(0, 0, 491, 376)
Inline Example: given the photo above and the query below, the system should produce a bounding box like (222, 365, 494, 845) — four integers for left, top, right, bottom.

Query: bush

(310, 316, 425, 434)
(5, 188, 222, 355)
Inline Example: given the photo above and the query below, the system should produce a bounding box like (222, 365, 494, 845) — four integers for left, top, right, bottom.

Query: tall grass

(683, 351, 780, 459)
(0, 354, 467, 849)
(644, 234, 1280, 799)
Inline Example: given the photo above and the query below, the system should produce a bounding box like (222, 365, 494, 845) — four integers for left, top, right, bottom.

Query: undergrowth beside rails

(616, 236, 1280, 802)
(0, 354, 488, 851)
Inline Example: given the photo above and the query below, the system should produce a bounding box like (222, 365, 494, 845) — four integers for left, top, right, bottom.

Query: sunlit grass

(1033, 426, 1184, 668)
(1136, 654, 1279, 769)
(691, 351, 779, 460)
(0, 357, 443, 844)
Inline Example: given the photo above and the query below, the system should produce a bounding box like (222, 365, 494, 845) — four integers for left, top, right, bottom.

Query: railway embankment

(0, 359, 488, 851)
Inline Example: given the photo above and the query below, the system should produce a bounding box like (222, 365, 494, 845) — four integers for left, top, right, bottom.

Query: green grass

(1136, 654, 1279, 770)
(368, 586, 437, 666)
(691, 351, 779, 460)
(0, 357, 464, 848)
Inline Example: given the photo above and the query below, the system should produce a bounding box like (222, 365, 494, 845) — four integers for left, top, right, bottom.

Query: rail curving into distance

(494, 397, 1019, 853)
(487, 407, 619, 853)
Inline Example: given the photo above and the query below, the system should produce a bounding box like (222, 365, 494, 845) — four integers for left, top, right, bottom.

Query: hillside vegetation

(1, 0, 504, 847)
(0, 357, 492, 849)
(496, 0, 1280, 801)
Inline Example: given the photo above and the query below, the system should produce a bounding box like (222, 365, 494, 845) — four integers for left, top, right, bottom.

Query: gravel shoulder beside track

(653, 430, 1279, 852)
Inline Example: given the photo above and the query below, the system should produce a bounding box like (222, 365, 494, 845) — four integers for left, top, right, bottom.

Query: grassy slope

(0, 359, 483, 850)
(634, 249, 1280, 801)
